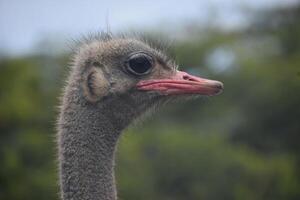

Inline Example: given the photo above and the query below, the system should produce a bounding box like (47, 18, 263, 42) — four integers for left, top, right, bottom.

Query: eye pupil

(126, 53, 153, 75)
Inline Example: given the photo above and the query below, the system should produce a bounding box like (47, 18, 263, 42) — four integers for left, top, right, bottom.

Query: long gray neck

(58, 96, 129, 200)
(57, 71, 161, 200)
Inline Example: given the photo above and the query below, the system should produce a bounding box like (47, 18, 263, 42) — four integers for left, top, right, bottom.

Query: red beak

(136, 70, 223, 96)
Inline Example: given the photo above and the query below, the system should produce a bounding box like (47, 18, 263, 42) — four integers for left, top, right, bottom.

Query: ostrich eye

(125, 53, 153, 76)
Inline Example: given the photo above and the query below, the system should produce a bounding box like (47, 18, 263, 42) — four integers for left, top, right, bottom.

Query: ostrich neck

(58, 99, 129, 200)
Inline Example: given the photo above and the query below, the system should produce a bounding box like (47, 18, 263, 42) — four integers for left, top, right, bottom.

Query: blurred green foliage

(1, 5, 300, 200)
(117, 130, 298, 200)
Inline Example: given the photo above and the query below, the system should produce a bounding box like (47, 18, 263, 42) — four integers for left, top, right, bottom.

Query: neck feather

(57, 77, 160, 200)
(58, 98, 125, 200)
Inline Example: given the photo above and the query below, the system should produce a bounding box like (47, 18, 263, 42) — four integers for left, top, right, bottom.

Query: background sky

(0, 0, 298, 55)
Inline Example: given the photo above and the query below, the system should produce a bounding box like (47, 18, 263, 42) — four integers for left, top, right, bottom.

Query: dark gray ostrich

(57, 34, 223, 200)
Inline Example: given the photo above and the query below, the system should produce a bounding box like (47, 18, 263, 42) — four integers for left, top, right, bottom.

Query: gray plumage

(57, 33, 223, 200)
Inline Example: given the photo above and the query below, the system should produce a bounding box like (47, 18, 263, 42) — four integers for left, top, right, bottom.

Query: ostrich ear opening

(83, 66, 110, 103)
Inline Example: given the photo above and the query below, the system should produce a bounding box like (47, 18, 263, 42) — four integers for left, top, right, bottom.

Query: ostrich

(57, 34, 223, 200)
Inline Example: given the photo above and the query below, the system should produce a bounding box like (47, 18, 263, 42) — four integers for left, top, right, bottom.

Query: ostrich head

(65, 36, 223, 128)
(58, 34, 223, 200)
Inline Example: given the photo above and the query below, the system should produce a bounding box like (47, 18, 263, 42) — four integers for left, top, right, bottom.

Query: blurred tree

(117, 130, 299, 200)
(0, 56, 65, 200)
(230, 5, 300, 156)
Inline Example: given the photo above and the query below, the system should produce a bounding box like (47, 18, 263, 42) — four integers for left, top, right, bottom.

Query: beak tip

(215, 82, 224, 95)
(217, 81, 224, 90)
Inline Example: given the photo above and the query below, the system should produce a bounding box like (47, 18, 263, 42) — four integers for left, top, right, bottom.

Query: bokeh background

(1, 0, 300, 199)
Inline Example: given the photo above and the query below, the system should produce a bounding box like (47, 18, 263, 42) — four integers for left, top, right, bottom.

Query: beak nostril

(183, 75, 194, 81)
(183, 75, 189, 80)
(183, 75, 197, 82)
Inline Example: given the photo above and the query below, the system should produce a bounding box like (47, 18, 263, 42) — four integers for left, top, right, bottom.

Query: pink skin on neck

(137, 70, 223, 96)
